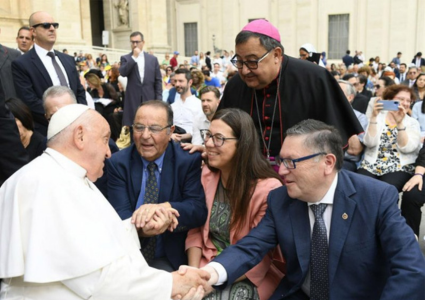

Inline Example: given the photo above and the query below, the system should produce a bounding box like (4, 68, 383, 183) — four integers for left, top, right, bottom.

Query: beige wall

(170, 0, 425, 64)
(1, 0, 423, 65)
(0, 0, 92, 49)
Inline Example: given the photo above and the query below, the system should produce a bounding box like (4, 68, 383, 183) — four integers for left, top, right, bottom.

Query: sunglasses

(32, 22, 59, 29)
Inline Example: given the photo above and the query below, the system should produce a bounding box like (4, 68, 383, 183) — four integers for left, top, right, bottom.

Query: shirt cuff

(207, 262, 227, 286)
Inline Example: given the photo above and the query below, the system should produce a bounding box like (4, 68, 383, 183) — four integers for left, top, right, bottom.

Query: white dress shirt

(171, 94, 203, 135)
(132, 50, 145, 83)
(34, 43, 69, 87)
(191, 113, 211, 145)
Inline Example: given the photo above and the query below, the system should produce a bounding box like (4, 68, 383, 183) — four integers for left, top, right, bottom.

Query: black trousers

(357, 169, 411, 193)
(401, 185, 425, 236)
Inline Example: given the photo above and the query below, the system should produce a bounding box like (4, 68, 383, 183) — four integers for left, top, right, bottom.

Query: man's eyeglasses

(275, 152, 327, 169)
(32, 23, 59, 29)
(230, 49, 272, 70)
(131, 40, 143, 44)
(133, 124, 171, 134)
(200, 129, 238, 147)
(409, 72, 417, 75)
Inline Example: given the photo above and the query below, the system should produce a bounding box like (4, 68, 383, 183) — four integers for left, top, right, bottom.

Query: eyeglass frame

(230, 49, 272, 70)
(200, 129, 238, 147)
(32, 22, 59, 29)
(275, 152, 327, 169)
(130, 40, 143, 44)
(132, 124, 172, 135)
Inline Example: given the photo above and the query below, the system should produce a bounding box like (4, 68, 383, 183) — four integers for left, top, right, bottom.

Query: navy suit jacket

(119, 52, 162, 126)
(106, 141, 207, 269)
(412, 57, 425, 67)
(11, 47, 86, 135)
(214, 170, 425, 300)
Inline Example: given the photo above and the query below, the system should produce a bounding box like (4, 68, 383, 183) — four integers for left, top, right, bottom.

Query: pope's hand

(171, 266, 210, 299)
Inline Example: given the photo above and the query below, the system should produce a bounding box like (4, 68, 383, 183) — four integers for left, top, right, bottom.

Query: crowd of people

(0, 12, 425, 300)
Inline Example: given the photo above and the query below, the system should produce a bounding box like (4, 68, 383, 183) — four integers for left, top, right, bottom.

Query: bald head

(29, 11, 57, 50)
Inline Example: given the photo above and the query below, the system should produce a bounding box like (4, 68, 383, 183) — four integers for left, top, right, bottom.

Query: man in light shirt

(119, 31, 162, 130)
(200, 119, 425, 300)
(190, 86, 220, 146)
(170, 69, 203, 142)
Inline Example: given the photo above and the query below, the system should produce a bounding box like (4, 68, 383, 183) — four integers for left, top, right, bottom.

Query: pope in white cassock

(0, 104, 208, 299)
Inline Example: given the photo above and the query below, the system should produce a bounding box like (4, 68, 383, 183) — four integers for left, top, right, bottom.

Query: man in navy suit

(119, 31, 162, 129)
(202, 119, 425, 300)
(12, 11, 86, 136)
(342, 50, 353, 69)
(412, 52, 425, 70)
(107, 100, 207, 272)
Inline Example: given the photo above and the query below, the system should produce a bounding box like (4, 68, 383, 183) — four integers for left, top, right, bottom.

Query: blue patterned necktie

(310, 204, 329, 300)
(140, 162, 159, 262)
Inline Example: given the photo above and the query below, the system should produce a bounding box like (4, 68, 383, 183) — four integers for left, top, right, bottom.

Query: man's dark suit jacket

(213, 170, 425, 300)
(0, 45, 20, 100)
(106, 141, 207, 269)
(0, 93, 28, 187)
(359, 87, 372, 100)
(119, 52, 162, 126)
(341, 54, 353, 68)
(351, 93, 368, 114)
(412, 57, 425, 67)
(11, 47, 86, 136)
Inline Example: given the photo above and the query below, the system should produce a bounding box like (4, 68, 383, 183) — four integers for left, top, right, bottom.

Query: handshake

(171, 265, 219, 300)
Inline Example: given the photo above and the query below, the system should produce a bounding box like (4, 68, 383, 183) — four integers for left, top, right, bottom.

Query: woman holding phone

(358, 85, 421, 192)
(185, 108, 284, 300)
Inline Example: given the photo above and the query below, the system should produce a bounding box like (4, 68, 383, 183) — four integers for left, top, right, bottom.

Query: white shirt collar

(45, 148, 87, 180)
(34, 43, 54, 58)
(307, 173, 338, 206)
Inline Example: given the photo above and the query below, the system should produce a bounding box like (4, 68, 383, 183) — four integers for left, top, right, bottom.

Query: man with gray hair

(338, 80, 368, 171)
(0, 104, 208, 299)
(200, 119, 425, 300)
(42, 85, 77, 121)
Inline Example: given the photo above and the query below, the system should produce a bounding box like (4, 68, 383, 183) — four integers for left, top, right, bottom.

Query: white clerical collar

(34, 43, 54, 58)
(45, 148, 87, 180)
(308, 173, 338, 206)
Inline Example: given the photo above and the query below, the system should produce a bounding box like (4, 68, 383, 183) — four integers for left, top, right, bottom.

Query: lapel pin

(342, 213, 348, 220)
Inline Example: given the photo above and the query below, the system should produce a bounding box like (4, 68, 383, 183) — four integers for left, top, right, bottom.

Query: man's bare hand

(132, 204, 180, 236)
(133, 47, 141, 58)
(171, 266, 211, 299)
(181, 143, 205, 154)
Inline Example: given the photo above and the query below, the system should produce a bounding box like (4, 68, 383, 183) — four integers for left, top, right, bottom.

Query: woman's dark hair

(5, 97, 34, 131)
(191, 69, 205, 86)
(379, 76, 395, 88)
(413, 73, 425, 113)
(209, 108, 282, 233)
(109, 66, 120, 82)
(382, 85, 416, 105)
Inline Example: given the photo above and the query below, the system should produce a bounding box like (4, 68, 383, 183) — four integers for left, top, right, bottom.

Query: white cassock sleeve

(0, 151, 173, 299)
(62, 219, 172, 300)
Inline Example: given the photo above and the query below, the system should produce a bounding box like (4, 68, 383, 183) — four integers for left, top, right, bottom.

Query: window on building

(328, 14, 349, 59)
(184, 23, 198, 57)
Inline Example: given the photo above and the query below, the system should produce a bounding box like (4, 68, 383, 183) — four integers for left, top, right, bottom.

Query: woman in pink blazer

(186, 108, 285, 300)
